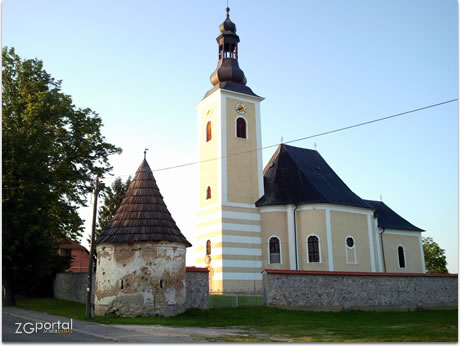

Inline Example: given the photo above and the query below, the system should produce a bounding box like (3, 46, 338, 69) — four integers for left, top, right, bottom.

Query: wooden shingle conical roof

(96, 159, 191, 247)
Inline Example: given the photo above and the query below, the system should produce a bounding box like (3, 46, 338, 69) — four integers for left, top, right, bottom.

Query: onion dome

(204, 7, 259, 98)
(219, 7, 236, 33)
(96, 159, 191, 247)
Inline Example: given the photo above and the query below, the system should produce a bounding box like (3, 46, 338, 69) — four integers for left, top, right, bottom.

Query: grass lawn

(14, 297, 458, 342)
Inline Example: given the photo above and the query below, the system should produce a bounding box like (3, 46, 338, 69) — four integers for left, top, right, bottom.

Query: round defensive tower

(94, 158, 191, 317)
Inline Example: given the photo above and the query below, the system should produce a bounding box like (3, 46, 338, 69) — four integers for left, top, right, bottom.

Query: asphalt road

(3, 314, 110, 343)
(2, 307, 196, 343)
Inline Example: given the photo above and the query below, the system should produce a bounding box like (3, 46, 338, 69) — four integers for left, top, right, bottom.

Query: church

(194, 7, 426, 294)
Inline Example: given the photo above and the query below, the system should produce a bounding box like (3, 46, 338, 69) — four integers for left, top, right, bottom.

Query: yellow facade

(259, 205, 424, 274)
(381, 231, 423, 273)
(195, 89, 264, 294)
(260, 210, 290, 270)
(225, 97, 260, 204)
(297, 209, 330, 271)
(330, 210, 373, 272)
(194, 78, 424, 296)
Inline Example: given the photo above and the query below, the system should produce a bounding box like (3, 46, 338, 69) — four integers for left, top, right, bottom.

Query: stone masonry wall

(263, 270, 458, 311)
(94, 241, 188, 317)
(53, 272, 95, 304)
(185, 267, 209, 309)
(53, 267, 208, 309)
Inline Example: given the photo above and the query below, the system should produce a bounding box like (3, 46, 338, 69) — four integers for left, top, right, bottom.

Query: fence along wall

(53, 267, 209, 310)
(263, 269, 458, 311)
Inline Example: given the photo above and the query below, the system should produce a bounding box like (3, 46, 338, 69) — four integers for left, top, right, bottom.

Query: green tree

(422, 237, 448, 274)
(2, 47, 121, 304)
(89, 176, 131, 244)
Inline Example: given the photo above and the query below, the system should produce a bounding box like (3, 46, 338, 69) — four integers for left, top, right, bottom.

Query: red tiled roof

(186, 266, 209, 272)
(59, 241, 88, 252)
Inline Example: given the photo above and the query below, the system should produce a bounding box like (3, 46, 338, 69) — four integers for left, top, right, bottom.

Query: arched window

(269, 237, 281, 264)
(206, 240, 211, 256)
(206, 121, 212, 142)
(345, 236, 357, 264)
(398, 245, 406, 268)
(236, 117, 247, 139)
(307, 235, 320, 263)
(206, 186, 211, 200)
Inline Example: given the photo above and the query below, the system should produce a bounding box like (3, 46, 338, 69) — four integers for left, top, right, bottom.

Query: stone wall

(94, 241, 187, 317)
(263, 269, 458, 311)
(185, 267, 209, 309)
(53, 267, 209, 309)
(53, 272, 95, 304)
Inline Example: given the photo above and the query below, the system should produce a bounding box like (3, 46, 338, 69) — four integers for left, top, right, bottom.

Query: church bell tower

(195, 7, 264, 294)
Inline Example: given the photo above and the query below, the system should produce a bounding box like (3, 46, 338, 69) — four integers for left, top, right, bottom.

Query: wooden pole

(85, 176, 99, 318)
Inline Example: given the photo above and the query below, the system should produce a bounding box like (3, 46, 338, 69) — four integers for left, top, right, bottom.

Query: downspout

(380, 227, 386, 272)
(293, 204, 298, 270)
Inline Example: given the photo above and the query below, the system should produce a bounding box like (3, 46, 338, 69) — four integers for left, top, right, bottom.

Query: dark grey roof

(256, 144, 373, 210)
(96, 159, 191, 246)
(204, 81, 260, 99)
(204, 8, 260, 99)
(364, 200, 425, 232)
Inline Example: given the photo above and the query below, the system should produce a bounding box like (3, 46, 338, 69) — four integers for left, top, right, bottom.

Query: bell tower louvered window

(236, 117, 246, 139)
(206, 186, 212, 200)
(269, 237, 281, 264)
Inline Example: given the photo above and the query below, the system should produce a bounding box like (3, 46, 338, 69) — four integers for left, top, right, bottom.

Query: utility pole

(86, 176, 99, 318)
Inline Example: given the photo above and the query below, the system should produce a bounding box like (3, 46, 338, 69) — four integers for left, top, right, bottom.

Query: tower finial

(226, 4, 230, 18)
(144, 148, 148, 160)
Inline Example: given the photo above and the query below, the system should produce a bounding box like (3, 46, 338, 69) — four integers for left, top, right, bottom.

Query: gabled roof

(59, 241, 89, 253)
(96, 159, 191, 247)
(364, 200, 425, 232)
(256, 144, 373, 210)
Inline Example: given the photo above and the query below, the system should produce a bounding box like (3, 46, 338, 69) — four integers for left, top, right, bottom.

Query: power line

(3, 98, 457, 190)
(151, 98, 458, 172)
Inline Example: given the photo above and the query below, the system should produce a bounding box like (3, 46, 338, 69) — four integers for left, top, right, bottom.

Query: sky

(3, 0, 458, 272)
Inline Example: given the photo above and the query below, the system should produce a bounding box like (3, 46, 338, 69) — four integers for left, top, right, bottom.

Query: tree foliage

(2, 47, 121, 303)
(422, 237, 448, 274)
(90, 176, 131, 243)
